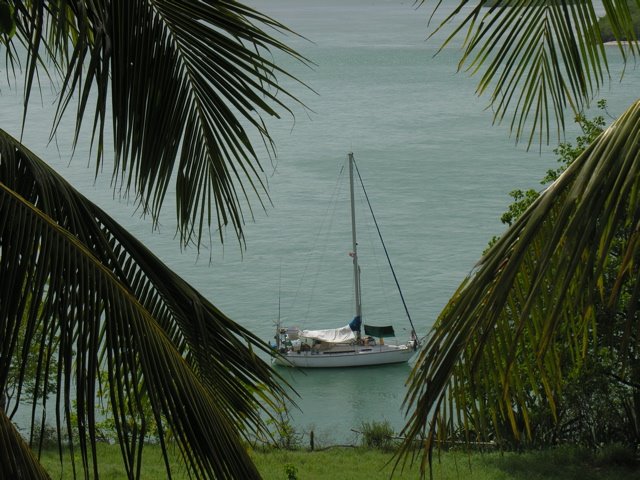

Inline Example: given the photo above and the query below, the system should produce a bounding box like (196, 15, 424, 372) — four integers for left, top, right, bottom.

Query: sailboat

(272, 153, 419, 368)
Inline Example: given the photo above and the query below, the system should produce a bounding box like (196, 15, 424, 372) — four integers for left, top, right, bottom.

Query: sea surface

(2, 0, 639, 444)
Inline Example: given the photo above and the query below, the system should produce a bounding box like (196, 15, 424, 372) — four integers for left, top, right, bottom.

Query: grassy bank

(36, 443, 639, 479)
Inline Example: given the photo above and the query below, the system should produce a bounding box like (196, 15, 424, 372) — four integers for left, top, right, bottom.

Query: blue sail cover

(348, 315, 362, 332)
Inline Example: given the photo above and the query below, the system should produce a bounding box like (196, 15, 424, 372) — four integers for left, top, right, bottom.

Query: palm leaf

(0, 128, 287, 478)
(0, 409, 50, 479)
(399, 99, 640, 477)
(7, 0, 308, 249)
(419, 0, 638, 145)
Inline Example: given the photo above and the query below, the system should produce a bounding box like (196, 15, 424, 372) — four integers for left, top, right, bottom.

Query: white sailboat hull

(273, 343, 416, 368)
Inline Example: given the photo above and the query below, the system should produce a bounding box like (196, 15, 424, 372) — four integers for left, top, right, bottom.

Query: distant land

(598, 0, 640, 42)
(482, 0, 640, 43)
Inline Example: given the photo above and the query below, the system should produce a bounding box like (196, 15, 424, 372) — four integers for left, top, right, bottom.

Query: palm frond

(420, 0, 638, 145)
(7, 0, 308, 249)
(0, 409, 49, 480)
(399, 99, 640, 477)
(0, 129, 287, 478)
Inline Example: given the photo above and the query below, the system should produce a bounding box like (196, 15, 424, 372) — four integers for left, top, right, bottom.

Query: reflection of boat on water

(272, 153, 419, 368)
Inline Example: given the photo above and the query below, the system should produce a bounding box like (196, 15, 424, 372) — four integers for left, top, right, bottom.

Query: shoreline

(603, 40, 639, 46)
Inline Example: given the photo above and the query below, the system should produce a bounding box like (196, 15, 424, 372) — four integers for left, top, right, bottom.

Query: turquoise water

(2, 0, 639, 443)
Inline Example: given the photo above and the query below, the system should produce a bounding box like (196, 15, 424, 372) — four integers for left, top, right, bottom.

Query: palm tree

(400, 0, 640, 476)
(0, 1, 304, 478)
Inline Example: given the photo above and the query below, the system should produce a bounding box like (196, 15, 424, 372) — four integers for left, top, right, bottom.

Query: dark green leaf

(0, 1, 14, 37)
(5, 0, 310, 250)
(399, 99, 640, 477)
(418, 0, 637, 146)
(0, 129, 290, 479)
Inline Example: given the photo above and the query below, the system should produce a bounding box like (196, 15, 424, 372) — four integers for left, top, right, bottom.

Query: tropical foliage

(496, 102, 607, 233)
(0, 1, 302, 478)
(401, 0, 640, 477)
(419, 0, 638, 146)
(458, 105, 640, 450)
(402, 97, 640, 476)
(599, 0, 640, 42)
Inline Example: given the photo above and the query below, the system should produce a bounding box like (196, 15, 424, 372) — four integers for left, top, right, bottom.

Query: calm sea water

(2, 0, 639, 443)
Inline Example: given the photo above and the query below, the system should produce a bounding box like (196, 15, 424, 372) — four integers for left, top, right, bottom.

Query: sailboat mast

(348, 153, 362, 324)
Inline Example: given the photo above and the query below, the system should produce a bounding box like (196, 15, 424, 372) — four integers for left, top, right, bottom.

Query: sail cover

(364, 324, 396, 338)
(348, 315, 362, 332)
(299, 324, 356, 344)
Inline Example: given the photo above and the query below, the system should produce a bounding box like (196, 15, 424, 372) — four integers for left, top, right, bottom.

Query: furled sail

(299, 324, 356, 344)
(299, 316, 361, 344)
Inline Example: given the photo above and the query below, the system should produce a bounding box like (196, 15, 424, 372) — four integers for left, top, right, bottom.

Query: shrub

(284, 463, 298, 480)
(595, 443, 638, 467)
(359, 420, 395, 451)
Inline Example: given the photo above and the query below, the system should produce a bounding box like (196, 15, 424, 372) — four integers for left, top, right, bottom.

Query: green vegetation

(496, 102, 607, 233)
(359, 420, 396, 451)
(402, 0, 640, 474)
(404, 100, 640, 463)
(35, 443, 638, 480)
(484, 0, 583, 7)
(6, 0, 640, 477)
(599, 0, 640, 42)
(483, 1, 640, 43)
(5, 303, 58, 408)
(0, 1, 303, 479)
(476, 103, 640, 450)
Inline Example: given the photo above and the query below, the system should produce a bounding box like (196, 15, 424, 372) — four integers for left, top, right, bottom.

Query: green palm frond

(0, 409, 49, 479)
(0, 129, 286, 478)
(420, 0, 638, 145)
(7, 0, 308, 248)
(400, 99, 640, 477)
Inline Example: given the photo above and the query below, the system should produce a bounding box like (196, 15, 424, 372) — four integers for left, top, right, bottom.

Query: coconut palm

(400, 0, 640, 476)
(0, 1, 304, 478)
